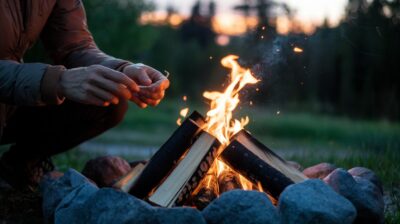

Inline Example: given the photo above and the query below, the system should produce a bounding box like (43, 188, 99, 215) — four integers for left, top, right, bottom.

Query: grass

(2, 99, 399, 222)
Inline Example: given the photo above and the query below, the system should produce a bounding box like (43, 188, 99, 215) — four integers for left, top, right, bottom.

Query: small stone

(202, 190, 280, 224)
(154, 207, 206, 224)
(40, 169, 95, 222)
(303, 163, 336, 179)
(324, 168, 384, 224)
(82, 156, 131, 187)
(348, 167, 383, 194)
(278, 179, 356, 224)
(286, 161, 303, 171)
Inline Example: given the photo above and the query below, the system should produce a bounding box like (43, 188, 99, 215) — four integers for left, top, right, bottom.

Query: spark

(293, 47, 303, 53)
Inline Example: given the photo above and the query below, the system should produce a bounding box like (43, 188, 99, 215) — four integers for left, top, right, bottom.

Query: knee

(104, 100, 128, 128)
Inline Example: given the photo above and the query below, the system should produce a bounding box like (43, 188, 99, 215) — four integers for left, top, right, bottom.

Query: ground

(1, 99, 399, 223)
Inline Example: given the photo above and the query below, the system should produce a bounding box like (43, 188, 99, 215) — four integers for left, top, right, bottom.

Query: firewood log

(191, 172, 219, 210)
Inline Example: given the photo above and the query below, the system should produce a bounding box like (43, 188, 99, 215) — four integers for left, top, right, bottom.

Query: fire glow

(203, 55, 259, 145)
(178, 54, 263, 197)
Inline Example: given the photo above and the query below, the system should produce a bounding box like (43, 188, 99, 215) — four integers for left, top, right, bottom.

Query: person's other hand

(57, 65, 139, 106)
(122, 64, 170, 108)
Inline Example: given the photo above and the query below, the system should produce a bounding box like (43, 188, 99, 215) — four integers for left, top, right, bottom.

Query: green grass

(3, 99, 399, 222)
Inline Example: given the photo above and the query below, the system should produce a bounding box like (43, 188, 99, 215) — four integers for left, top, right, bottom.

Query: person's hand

(122, 64, 170, 108)
(57, 65, 139, 106)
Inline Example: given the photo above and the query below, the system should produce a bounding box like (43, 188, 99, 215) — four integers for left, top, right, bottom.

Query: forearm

(61, 44, 132, 71)
(41, 0, 132, 72)
(0, 60, 65, 105)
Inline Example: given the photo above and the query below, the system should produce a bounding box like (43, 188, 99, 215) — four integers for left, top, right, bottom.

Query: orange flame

(203, 55, 259, 145)
(180, 108, 189, 117)
(293, 47, 303, 53)
(176, 107, 189, 126)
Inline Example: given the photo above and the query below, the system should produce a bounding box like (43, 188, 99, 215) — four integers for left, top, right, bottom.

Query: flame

(189, 54, 270, 204)
(176, 118, 182, 126)
(177, 107, 189, 126)
(293, 47, 303, 53)
(203, 55, 259, 145)
(180, 108, 189, 117)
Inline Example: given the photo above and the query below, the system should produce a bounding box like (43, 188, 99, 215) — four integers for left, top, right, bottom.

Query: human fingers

(92, 65, 140, 92)
(123, 65, 152, 86)
(87, 85, 119, 105)
(130, 93, 148, 108)
(92, 76, 132, 100)
(137, 94, 161, 107)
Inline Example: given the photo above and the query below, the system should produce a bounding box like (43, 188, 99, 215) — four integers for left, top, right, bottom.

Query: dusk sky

(152, 0, 349, 26)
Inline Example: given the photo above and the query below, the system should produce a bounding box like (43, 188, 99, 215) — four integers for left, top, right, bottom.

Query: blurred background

(21, 0, 399, 221)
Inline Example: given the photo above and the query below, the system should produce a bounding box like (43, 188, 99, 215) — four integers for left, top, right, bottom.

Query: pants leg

(0, 100, 128, 161)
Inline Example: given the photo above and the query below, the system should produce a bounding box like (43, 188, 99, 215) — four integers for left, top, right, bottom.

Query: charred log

(218, 170, 243, 194)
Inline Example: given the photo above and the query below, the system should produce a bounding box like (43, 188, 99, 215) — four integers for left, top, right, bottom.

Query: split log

(191, 172, 219, 210)
(220, 138, 294, 200)
(129, 111, 205, 199)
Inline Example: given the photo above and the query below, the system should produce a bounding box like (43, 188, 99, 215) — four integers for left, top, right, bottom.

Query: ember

(293, 46, 303, 53)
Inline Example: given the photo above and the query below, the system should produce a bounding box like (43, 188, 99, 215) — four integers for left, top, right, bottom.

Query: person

(0, 0, 169, 191)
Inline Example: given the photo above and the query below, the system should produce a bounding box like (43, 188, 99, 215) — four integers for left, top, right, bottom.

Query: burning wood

(191, 168, 219, 210)
(129, 111, 205, 199)
(148, 131, 220, 207)
(126, 55, 306, 208)
(113, 163, 145, 192)
(218, 170, 243, 194)
(221, 130, 307, 200)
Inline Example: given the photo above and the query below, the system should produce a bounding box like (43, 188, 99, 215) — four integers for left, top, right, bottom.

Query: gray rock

(82, 156, 131, 187)
(154, 207, 206, 224)
(348, 167, 383, 194)
(54, 183, 99, 224)
(40, 169, 96, 222)
(202, 190, 280, 224)
(278, 179, 356, 224)
(324, 168, 384, 224)
(84, 188, 156, 224)
(303, 163, 336, 179)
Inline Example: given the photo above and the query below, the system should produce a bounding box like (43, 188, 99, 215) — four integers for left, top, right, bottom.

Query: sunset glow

(140, 11, 319, 36)
(149, 0, 348, 35)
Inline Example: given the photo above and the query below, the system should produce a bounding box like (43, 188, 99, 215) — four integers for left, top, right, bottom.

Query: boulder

(202, 190, 280, 224)
(83, 188, 155, 224)
(278, 179, 356, 224)
(40, 169, 96, 222)
(54, 183, 99, 224)
(154, 207, 206, 224)
(303, 163, 336, 179)
(348, 167, 383, 194)
(82, 156, 131, 187)
(324, 168, 384, 224)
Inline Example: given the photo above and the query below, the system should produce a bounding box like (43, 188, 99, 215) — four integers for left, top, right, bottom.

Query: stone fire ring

(41, 162, 384, 224)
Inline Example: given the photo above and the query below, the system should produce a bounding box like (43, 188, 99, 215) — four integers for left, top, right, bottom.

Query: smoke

(259, 36, 289, 69)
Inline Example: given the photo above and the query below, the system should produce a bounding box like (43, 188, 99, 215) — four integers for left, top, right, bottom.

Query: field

(2, 99, 399, 222)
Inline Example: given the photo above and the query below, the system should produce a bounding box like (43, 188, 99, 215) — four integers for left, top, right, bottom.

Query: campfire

(38, 56, 386, 224)
(115, 55, 307, 209)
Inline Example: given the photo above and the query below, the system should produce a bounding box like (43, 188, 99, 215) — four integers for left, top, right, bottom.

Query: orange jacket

(0, 0, 131, 106)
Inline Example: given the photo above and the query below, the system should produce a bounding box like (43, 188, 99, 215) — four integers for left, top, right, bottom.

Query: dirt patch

(0, 182, 43, 224)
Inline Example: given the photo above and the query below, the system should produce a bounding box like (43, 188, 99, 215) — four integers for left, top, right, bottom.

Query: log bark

(191, 172, 219, 210)
(220, 140, 294, 200)
(129, 111, 205, 199)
